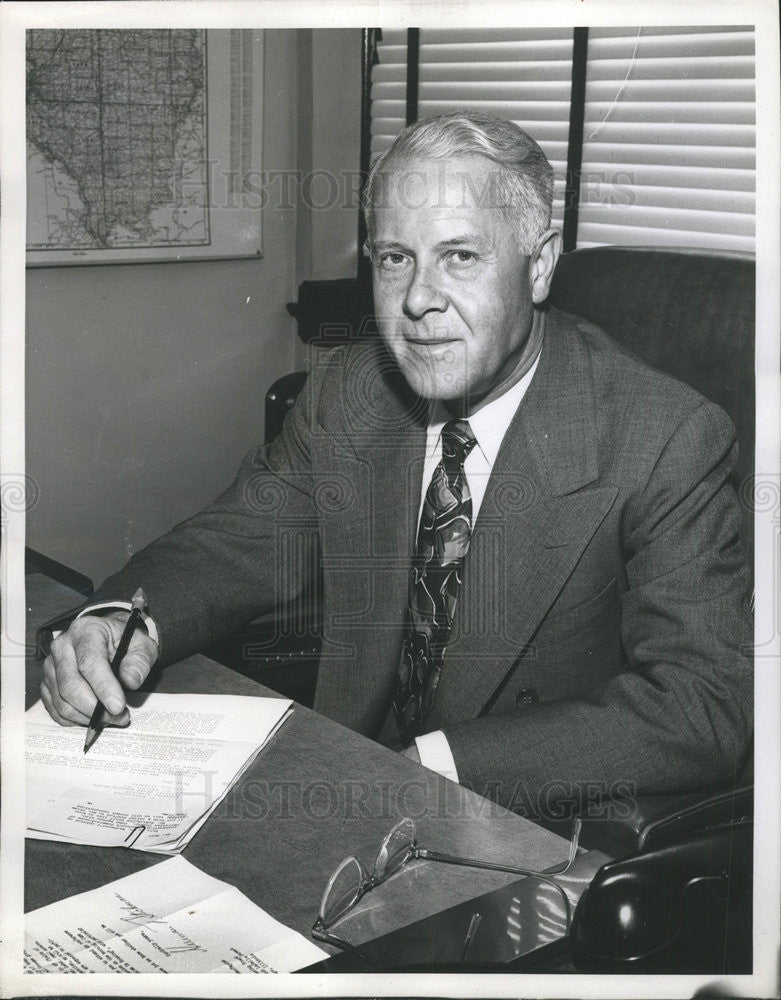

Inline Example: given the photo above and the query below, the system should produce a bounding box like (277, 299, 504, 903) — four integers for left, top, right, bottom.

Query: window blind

(370, 30, 409, 156)
(371, 29, 574, 228)
(577, 26, 755, 252)
(368, 26, 756, 254)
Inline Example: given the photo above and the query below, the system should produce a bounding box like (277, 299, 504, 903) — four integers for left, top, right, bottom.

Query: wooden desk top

(23, 574, 591, 962)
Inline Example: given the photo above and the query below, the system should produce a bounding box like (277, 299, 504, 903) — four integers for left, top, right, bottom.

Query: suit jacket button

(516, 688, 539, 707)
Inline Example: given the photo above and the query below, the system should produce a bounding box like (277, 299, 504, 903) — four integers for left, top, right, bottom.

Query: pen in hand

(84, 587, 147, 754)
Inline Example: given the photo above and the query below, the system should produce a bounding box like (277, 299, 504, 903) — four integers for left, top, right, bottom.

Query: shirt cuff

(74, 602, 159, 645)
(414, 730, 459, 783)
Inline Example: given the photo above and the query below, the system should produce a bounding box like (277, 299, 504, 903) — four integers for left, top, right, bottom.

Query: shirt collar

(426, 346, 542, 466)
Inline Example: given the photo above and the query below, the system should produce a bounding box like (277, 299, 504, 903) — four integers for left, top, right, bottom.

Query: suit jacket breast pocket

(494, 578, 625, 712)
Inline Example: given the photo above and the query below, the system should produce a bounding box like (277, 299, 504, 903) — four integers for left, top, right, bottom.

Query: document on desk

(25, 855, 328, 973)
(26, 692, 292, 853)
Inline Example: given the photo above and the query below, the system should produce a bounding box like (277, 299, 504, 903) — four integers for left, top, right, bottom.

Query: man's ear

(530, 228, 562, 305)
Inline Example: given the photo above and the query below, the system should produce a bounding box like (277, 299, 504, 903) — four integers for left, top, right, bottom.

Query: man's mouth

(405, 337, 460, 346)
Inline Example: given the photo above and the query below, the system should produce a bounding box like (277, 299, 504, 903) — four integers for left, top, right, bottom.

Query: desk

(24, 574, 605, 969)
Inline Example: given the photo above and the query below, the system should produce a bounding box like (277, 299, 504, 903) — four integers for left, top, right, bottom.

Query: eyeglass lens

(374, 817, 415, 879)
(321, 856, 365, 927)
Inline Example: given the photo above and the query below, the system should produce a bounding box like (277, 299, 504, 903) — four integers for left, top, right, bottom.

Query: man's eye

(379, 252, 408, 269)
(447, 250, 477, 267)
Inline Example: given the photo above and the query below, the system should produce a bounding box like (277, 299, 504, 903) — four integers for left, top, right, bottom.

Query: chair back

(549, 247, 755, 556)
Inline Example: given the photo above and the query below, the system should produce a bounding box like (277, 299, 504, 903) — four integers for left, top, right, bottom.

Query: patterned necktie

(394, 419, 477, 741)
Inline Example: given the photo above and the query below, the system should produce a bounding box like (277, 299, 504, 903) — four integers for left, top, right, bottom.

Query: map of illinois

(27, 30, 209, 250)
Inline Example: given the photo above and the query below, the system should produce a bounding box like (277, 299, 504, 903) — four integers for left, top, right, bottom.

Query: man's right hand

(41, 613, 159, 727)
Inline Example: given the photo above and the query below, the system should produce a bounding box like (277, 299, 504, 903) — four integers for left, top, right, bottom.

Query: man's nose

(403, 263, 448, 318)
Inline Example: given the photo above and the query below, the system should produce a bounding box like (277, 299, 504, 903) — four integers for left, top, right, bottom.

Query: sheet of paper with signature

(26, 692, 292, 853)
(25, 856, 327, 973)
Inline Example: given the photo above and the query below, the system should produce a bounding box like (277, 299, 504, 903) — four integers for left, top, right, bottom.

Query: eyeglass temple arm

(416, 817, 581, 878)
(414, 846, 576, 933)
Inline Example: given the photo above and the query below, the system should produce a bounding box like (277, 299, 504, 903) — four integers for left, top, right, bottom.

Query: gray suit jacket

(98, 307, 753, 808)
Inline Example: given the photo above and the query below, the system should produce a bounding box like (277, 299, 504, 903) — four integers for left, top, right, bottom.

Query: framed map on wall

(26, 29, 263, 265)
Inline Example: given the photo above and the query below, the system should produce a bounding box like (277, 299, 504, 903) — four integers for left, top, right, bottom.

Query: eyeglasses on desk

(311, 814, 582, 968)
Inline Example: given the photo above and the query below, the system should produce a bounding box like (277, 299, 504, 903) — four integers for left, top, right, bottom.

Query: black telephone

(570, 814, 753, 974)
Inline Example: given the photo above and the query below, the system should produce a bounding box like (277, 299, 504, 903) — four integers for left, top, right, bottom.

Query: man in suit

(41, 112, 752, 812)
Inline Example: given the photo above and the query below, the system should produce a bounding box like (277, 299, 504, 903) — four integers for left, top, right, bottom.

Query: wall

(26, 29, 362, 586)
(310, 31, 362, 281)
(293, 29, 362, 371)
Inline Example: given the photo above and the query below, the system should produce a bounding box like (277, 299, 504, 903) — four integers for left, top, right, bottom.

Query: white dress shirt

(414, 351, 542, 782)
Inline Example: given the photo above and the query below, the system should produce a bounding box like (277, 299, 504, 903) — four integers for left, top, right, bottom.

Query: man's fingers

(45, 639, 99, 721)
(40, 673, 82, 726)
(105, 708, 131, 728)
(117, 631, 157, 690)
(78, 629, 127, 715)
(41, 655, 92, 726)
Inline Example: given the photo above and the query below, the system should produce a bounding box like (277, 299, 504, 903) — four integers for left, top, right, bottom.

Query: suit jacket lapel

(314, 346, 427, 733)
(429, 309, 618, 727)
(320, 341, 428, 553)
